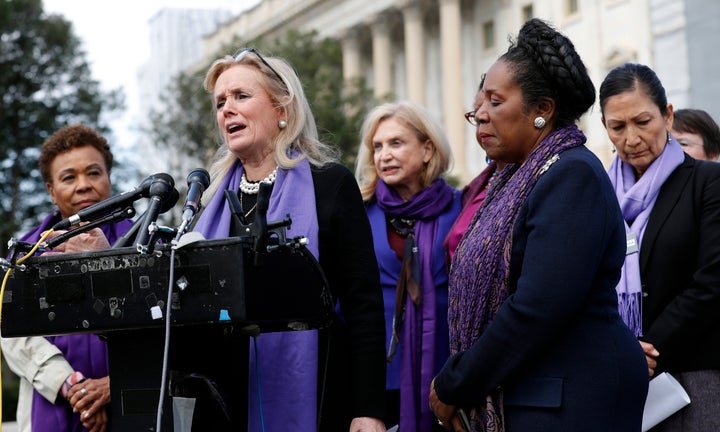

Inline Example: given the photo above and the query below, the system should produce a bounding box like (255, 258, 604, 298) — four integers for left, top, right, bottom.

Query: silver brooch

(538, 154, 560, 175)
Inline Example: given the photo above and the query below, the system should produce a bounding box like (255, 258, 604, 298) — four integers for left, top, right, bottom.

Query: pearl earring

(278, 119, 287, 129)
(534, 116, 546, 129)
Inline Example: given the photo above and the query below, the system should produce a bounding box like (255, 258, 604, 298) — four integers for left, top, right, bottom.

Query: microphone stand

(134, 195, 164, 255)
(224, 182, 292, 266)
(4, 207, 136, 269)
(114, 188, 180, 249)
(44, 207, 136, 250)
(134, 176, 176, 255)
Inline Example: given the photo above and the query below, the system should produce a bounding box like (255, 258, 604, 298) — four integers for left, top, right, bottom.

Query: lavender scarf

(193, 158, 319, 255)
(375, 178, 457, 432)
(448, 125, 586, 431)
(608, 137, 684, 336)
(193, 157, 320, 432)
(22, 210, 133, 432)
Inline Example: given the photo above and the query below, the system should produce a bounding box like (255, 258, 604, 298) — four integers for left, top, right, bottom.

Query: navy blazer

(640, 154, 720, 373)
(435, 146, 648, 431)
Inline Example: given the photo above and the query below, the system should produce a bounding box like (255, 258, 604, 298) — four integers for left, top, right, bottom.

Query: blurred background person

(445, 82, 507, 263)
(430, 19, 647, 431)
(600, 63, 720, 431)
(1, 124, 133, 432)
(671, 108, 720, 161)
(355, 101, 460, 432)
(192, 48, 386, 432)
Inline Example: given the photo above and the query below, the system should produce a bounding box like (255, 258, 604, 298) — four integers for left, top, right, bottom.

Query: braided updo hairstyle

(501, 18, 595, 127)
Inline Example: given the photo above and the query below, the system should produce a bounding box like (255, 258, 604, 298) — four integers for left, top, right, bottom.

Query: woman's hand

(639, 340, 660, 377)
(80, 407, 108, 432)
(67, 375, 111, 425)
(349, 416, 386, 432)
(45, 227, 110, 253)
(430, 378, 466, 431)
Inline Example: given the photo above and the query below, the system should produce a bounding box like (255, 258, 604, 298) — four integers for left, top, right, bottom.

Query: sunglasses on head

(233, 48, 285, 85)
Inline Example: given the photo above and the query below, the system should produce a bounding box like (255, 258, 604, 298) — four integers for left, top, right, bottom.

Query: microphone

(45, 207, 136, 250)
(164, 187, 181, 213)
(112, 187, 180, 248)
(252, 181, 272, 258)
(134, 174, 176, 249)
(52, 174, 169, 231)
(181, 168, 210, 224)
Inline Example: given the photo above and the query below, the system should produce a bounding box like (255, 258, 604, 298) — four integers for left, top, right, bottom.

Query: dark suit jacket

(640, 154, 720, 373)
(435, 146, 648, 431)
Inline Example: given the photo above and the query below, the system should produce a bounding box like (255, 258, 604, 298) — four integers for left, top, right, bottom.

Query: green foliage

(146, 29, 376, 177)
(145, 69, 218, 169)
(0, 0, 124, 252)
(252, 29, 376, 168)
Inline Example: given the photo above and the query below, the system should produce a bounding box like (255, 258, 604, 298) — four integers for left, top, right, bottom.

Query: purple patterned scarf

(607, 136, 684, 336)
(448, 124, 586, 431)
(375, 178, 456, 432)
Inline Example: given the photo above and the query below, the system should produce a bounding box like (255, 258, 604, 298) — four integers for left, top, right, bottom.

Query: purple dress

(20, 210, 132, 432)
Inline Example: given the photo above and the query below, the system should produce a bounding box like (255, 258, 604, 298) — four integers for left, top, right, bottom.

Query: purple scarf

(193, 157, 320, 432)
(608, 137, 684, 336)
(22, 210, 133, 432)
(443, 161, 499, 264)
(375, 178, 457, 432)
(449, 125, 586, 431)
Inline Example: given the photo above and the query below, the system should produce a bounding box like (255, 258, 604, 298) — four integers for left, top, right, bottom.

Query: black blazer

(640, 154, 720, 373)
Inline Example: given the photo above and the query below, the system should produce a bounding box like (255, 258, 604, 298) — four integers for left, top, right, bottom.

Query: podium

(2, 236, 333, 431)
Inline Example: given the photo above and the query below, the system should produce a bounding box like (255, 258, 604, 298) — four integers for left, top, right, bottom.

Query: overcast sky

(42, 0, 259, 150)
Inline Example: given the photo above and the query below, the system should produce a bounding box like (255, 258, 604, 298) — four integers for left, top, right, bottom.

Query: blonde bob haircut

(202, 49, 337, 201)
(355, 101, 453, 202)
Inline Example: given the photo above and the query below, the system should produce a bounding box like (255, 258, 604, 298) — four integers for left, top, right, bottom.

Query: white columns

(341, 29, 363, 85)
(402, 2, 425, 104)
(371, 16, 393, 100)
(439, 0, 466, 180)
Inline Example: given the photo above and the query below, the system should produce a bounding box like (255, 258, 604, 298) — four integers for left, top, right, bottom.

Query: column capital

(338, 26, 364, 47)
(395, 0, 423, 12)
(366, 12, 394, 34)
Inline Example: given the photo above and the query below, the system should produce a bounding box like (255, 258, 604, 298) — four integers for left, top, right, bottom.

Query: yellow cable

(0, 229, 53, 429)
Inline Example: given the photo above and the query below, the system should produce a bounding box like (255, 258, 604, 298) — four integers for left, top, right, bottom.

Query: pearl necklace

(239, 167, 278, 195)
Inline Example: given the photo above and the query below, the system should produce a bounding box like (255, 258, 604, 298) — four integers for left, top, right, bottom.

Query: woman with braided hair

(429, 19, 648, 431)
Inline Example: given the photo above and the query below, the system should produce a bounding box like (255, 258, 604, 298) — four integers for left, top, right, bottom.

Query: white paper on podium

(642, 372, 691, 431)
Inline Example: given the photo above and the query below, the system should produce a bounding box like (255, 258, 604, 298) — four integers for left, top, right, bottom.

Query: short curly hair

(39, 124, 113, 183)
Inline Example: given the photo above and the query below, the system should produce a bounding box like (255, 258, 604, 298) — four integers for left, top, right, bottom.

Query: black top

(236, 162, 386, 428)
(640, 154, 720, 373)
(310, 163, 386, 428)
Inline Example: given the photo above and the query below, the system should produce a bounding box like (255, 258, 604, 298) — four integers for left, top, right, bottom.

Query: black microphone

(134, 174, 176, 249)
(181, 168, 210, 224)
(112, 187, 180, 248)
(163, 187, 181, 213)
(45, 207, 136, 250)
(52, 174, 164, 231)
